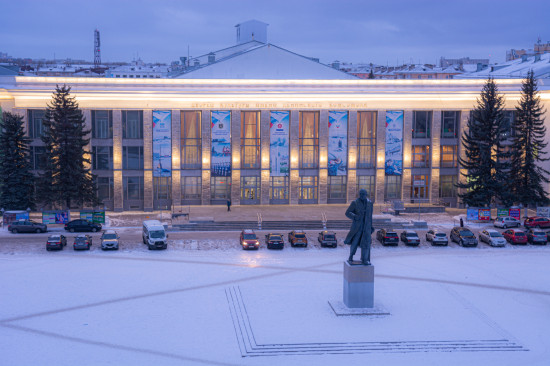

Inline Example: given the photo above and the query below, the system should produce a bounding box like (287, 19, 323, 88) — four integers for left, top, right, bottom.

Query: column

(319, 110, 328, 204)
(430, 110, 442, 204)
(112, 110, 123, 212)
(401, 110, 413, 202)
(201, 110, 211, 205)
(260, 110, 270, 205)
(347, 111, 358, 203)
(171, 110, 181, 208)
(82, 110, 92, 171)
(143, 110, 153, 211)
(375, 110, 386, 203)
(457, 109, 470, 203)
(289, 110, 300, 204)
(231, 110, 241, 205)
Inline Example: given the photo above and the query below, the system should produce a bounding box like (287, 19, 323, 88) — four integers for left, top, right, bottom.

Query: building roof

(457, 52, 550, 79)
(0, 65, 18, 76)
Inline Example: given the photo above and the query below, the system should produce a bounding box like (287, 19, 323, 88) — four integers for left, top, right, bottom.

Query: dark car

(46, 234, 67, 251)
(265, 233, 284, 250)
(318, 231, 337, 248)
(288, 230, 308, 247)
(425, 229, 449, 246)
(8, 220, 47, 234)
(400, 230, 420, 246)
(240, 229, 259, 250)
(376, 229, 399, 246)
(65, 219, 102, 233)
(73, 234, 92, 250)
(524, 216, 550, 229)
(503, 229, 528, 245)
(527, 229, 547, 245)
(450, 227, 478, 247)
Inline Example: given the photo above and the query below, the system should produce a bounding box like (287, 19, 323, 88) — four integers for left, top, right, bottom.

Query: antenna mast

(94, 29, 101, 67)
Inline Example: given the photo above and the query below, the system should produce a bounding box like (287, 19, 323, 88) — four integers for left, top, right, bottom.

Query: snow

(1, 237, 549, 366)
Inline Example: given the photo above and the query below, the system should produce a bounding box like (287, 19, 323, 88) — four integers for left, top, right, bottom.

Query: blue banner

(211, 111, 231, 177)
(153, 110, 172, 177)
(328, 111, 348, 176)
(385, 111, 403, 175)
(270, 111, 289, 176)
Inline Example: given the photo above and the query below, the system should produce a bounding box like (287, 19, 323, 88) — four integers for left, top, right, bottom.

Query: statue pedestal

(343, 261, 374, 308)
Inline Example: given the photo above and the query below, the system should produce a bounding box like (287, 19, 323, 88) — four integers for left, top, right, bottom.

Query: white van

(142, 220, 168, 250)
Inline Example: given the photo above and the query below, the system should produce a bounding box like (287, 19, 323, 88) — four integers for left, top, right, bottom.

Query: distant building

(343, 63, 463, 80)
(457, 52, 550, 79)
(439, 56, 489, 68)
(105, 59, 169, 79)
(506, 39, 550, 61)
(235, 20, 268, 44)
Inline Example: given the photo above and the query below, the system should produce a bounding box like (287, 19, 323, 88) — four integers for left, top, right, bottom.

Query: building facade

(1, 76, 549, 211)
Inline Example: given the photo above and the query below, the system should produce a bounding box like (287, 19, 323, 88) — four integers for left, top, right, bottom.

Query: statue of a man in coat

(344, 189, 374, 265)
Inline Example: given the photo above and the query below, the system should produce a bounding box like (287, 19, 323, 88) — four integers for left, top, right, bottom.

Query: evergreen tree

(510, 70, 550, 206)
(457, 78, 510, 207)
(37, 84, 99, 209)
(0, 111, 35, 210)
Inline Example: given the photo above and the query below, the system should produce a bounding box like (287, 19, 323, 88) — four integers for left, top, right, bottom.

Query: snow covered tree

(510, 70, 549, 206)
(0, 111, 35, 210)
(457, 78, 510, 207)
(37, 85, 99, 209)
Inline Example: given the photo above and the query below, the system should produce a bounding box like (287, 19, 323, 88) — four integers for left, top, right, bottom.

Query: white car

(494, 216, 520, 229)
(425, 229, 449, 245)
(479, 229, 507, 247)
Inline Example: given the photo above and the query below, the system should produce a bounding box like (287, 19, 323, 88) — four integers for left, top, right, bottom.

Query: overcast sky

(1, 0, 549, 66)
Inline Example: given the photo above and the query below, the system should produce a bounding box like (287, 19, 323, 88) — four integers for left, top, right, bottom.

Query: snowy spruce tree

(37, 85, 99, 209)
(510, 70, 550, 207)
(457, 78, 511, 207)
(0, 111, 35, 210)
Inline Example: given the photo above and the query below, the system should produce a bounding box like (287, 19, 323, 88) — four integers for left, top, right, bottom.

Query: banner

(211, 111, 231, 177)
(80, 211, 106, 224)
(467, 208, 491, 221)
(385, 111, 403, 175)
(269, 111, 289, 176)
(152, 110, 172, 177)
(328, 111, 348, 176)
(497, 207, 521, 219)
(537, 207, 550, 217)
(42, 210, 69, 224)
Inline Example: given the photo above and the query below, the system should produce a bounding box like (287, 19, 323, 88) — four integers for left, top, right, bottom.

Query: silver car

(494, 216, 520, 229)
(101, 230, 120, 250)
(425, 229, 449, 245)
(479, 229, 506, 247)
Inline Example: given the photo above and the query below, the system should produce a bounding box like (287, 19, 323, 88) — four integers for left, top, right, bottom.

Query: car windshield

(270, 235, 282, 240)
(460, 230, 474, 237)
(515, 232, 526, 237)
(435, 233, 446, 237)
(489, 232, 503, 237)
(387, 232, 398, 237)
(294, 234, 305, 238)
(243, 234, 256, 240)
(75, 237, 87, 243)
(30, 221, 39, 224)
(324, 235, 335, 239)
(48, 237, 60, 242)
(406, 233, 418, 237)
(533, 231, 545, 236)
(150, 230, 165, 238)
(103, 234, 117, 240)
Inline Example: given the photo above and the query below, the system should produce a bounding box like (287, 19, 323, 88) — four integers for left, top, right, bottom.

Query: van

(142, 220, 168, 250)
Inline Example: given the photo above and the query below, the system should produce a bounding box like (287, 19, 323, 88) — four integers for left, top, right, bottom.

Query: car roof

(267, 233, 282, 236)
(75, 234, 89, 238)
(103, 229, 117, 234)
(242, 229, 255, 234)
(509, 228, 524, 232)
(48, 234, 61, 238)
(485, 229, 500, 233)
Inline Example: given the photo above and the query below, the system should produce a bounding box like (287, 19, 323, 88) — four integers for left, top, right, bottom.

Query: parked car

(101, 230, 120, 250)
(240, 229, 259, 250)
(65, 219, 102, 233)
(265, 233, 284, 250)
(376, 229, 399, 246)
(494, 216, 521, 229)
(450, 227, 478, 247)
(288, 230, 308, 247)
(400, 230, 420, 246)
(318, 231, 338, 248)
(478, 229, 506, 247)
(73, 234, 92, 250)
(46, 234, 67, 251)
(502, 229, 528, 245)
(8, 220, 47, 234)
(425, 229, 448, 246)
(524, 216, 550, 229)
(142, 220, 167, 250)
(527, 229, 547, 245)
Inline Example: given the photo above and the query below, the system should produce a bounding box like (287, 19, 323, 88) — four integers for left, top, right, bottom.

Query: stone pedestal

(343, 261, 374, 308)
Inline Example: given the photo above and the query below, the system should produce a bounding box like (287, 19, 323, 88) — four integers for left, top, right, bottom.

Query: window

(441, 111, 459, 138)
(299, 176, 318, 201)
(92, 146, 113, 170)
(357, 111, 376, 168)
(412, 145, 430, 168)
(440, 175, 457, 197)
(31, 146, 47, 170)
(122, 110, 143, 139)
(181, 176, 201, 200)
(270, 176, 289, 201)
(241, 176, 260, 202)
(384, 175, 402, 200)
(28, 110, 46, 139)
(153, 177, 171, 200)
(211, 176, 231, 200)
(299, 112, 319, 168)
(328, 176, 347, 200)
(412, 111, 432, 138)
(91, 110, 112, 139)
(241, 111, 260, 169)
(501, 111, 515, 139)
(124, 176, 144, 200)
(123, 146, 144, 170)
(357, 175, 375, 201)
(181, 111, 201, 169)
(411, 175, 429, 199)
(97, 177, 114, 201)
(440, 145, 458, 168)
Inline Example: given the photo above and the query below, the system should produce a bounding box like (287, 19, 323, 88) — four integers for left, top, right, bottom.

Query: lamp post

(1, 208, 4, 229)
(26, 207, 31, 220)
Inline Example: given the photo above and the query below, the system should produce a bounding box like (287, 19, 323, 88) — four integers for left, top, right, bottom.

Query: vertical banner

(328, 111, 348, 176)
(385, 110, 403, 175)
(270, 111, 290, 176)
(211, 111, 231, 177)
(152, 110, 172, 177)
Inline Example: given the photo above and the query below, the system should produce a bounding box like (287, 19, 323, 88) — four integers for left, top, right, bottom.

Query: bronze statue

(344, 189, 374, 265)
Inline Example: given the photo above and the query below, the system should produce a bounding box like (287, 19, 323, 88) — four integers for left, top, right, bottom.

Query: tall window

(299, 112, 319, 168)
(181, 111, 201, 169)
(92, 146, 113, 170)
(31, 146, 47, 170)
(328, 176, 347, 200)
(92, 110, 113, 139)
(241, 176, 260, 201)
(384, 175, 402, 200)
(181, 176, 201, 200)
(440, 175, 457, 197)
(153, 177, 171, 200)
(28, 110, 46, 139)
(411, 175, 429, 199)
(357, 175, 375, 201)
(357, 111, 376, 168)
(241, 111, 260, 169)
(441, 111, 459, 138)
(270, 176, 289, 201)
(299, 176, 318, 201)
(211, 176, 231, 200)
(412, 111, 432, 138)
(123, 146, 144, 170)
(412, 145, 430, 168)
(440, 145, 458, 168)
(122, 110, 143, 139)
(124, 176, 144, 200)
(97, 177, 114, 201)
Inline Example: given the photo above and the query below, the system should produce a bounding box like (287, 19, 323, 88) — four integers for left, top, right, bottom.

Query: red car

(502, 229, 528, 245)
(523, 216, 550, 229)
